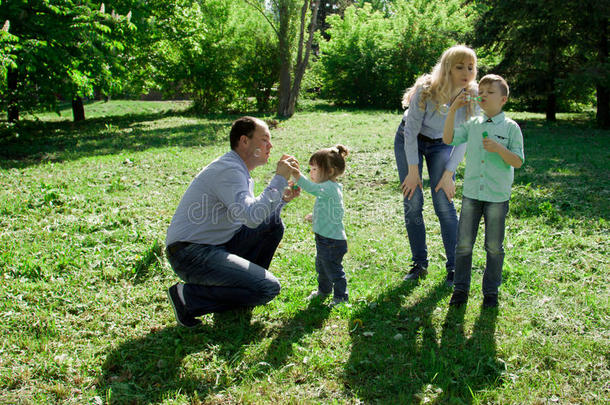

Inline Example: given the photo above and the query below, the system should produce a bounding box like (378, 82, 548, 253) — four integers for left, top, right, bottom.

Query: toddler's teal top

(297, 176, 346, 240)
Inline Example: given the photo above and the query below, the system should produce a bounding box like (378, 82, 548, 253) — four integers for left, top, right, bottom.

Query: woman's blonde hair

(402, 45, 478, 118)
(309, 144, 349, 179)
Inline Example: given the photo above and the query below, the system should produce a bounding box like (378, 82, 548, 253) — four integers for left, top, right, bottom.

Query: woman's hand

(434, 170, 456, 202)
(401, 169, 422, 200)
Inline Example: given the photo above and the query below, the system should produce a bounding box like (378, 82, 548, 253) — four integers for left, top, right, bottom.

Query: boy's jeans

(454, 196, 509, 295)
(394, 118, 458, 271)
(315, 234, 348, 300)
(166, 213, 283, 316)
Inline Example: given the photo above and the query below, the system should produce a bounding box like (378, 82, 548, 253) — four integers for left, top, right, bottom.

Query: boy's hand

(483, 138, 505, 154)
(450, 89, 468, 112)
(304, 213, 313, 222)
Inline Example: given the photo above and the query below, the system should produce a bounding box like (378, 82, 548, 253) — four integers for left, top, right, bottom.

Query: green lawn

(1, 101, 608, 404)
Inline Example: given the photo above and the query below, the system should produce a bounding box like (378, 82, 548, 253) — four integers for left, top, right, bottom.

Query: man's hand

(304, 213, 313, 222)
(282, 181, 301, 202)
(276, 154, 299, 180)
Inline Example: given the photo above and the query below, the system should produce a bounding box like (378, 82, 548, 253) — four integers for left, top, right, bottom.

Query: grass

(0, 100, 608, 404)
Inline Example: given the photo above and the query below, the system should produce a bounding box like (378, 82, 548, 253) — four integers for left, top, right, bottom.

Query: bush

(318, 1, 474, 109)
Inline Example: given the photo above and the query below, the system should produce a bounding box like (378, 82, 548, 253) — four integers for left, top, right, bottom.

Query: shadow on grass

(509, 119, 609, 222)
(98, 313, 264, 404)
(0, 110, 235, 169)
(346, 281, 501, 403)
(262, 300, 332, 367)
(98, 300, 331, 404)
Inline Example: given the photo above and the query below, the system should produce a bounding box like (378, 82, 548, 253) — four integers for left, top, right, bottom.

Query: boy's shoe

(167, 283, 201, 328)
(445, 271, 455, 287)
(449, 289, 468, 307)
(482, 294, 499, 308)
(403, 264, 428, 281)
(331, 296, 349, 306)
(307, 290, 330, 301)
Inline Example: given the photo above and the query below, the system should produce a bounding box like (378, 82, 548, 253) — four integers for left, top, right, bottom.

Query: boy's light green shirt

(451, 111, 524, 202)
(297, 176, 346, 240)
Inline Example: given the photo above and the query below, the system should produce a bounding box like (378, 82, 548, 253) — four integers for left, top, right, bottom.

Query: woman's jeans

(453, 196, 509, 296)
(315, 234, 348, 300)
(166, 213, 283, 316)
(394, 119, 458, 271)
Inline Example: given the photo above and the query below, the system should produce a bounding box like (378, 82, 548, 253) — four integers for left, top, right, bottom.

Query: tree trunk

(278, 0, 321, 118)
(596, 17, 609, 129)
(597, 85, 610, 129)
(7, 68, 19, 122)
(277, 1, 293, 117)
(546, 44, 557, 122)
(72, 96, 85, 122)
(545, 93, 557, 122)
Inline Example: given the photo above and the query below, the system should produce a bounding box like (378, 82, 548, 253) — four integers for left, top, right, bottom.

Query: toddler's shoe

(307, 290, 330, 301)
(449, 289, 468, 307)
(167, 283, 201, 328)
(403, 264, 428, 281)
(482, 294, 499, 308)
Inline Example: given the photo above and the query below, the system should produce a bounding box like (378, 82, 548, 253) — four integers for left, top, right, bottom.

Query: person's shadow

(345, 281, 502, 403)
(98, 313, 263, 404)
(261, 300, 332, 367)
(98, 300, 331, 404)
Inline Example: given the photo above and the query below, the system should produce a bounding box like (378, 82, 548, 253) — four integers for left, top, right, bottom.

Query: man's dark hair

(230, 116, 258, 150)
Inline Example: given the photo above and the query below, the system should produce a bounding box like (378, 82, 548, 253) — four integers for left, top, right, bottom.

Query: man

(165, 116, 300, 327)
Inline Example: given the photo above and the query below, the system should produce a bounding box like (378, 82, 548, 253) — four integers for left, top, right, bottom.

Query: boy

(442, 74, 524, 308)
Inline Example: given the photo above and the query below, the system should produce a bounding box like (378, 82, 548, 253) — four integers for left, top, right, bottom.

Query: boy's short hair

(479, 74, 510, 97)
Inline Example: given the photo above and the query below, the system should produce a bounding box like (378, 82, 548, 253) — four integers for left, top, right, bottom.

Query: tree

(0, 0, 134, 122)
(245, 0, 321, 118)
(473, 0, 609, 125)
(316, 0, 353, 40)
(318, 0, 473, 108)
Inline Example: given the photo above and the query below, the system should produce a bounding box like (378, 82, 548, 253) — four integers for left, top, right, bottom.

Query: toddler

(292, 145, 349, 305)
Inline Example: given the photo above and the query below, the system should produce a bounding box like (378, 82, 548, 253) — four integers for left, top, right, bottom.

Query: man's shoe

(445, 271, 455, 287)
(482, 294, 499, 308)
(307, 290, 330, 301)
(403, 264, 428, 281)
(449, 289, 468, 307)
(167, 283, 201, 328)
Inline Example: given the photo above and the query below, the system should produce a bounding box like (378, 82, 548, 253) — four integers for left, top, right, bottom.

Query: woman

(394, 45, 478, 286)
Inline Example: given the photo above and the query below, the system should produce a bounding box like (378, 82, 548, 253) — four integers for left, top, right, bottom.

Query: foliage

(0, 0, 135, 119)
(472, 0, 609, 124)
(0, 102, 608, 403)
(318, 0, 474, 108)
(231, 4, 281, 112)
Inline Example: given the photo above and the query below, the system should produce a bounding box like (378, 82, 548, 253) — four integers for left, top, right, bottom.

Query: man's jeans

(454, 196, 509, 295)
(394, 118, 458, 271)
(315, 234, 348, 300)
(166, 213, 283, 316)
